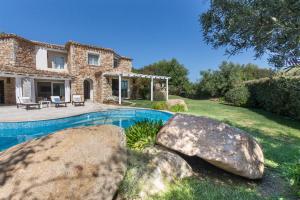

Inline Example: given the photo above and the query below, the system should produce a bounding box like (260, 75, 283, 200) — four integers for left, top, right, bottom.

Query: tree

(196, 61, 273, 97)
(200, 0, 300, 69)
(134, 59, 192, 96)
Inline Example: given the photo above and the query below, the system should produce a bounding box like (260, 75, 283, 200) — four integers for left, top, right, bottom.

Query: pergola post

(118, 74, 122, 105)
(150, 77, 154, 101)
(65, 80, 71, 102)
(166, 78, 169, 101)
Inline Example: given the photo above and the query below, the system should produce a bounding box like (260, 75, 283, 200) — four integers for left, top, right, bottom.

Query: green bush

(245, 76, 300, 120)
(224, 85, 251, 106)
(288, 162, 300, 197)
(154, 91, 166, 101)
(169, 104, 186, 112)
(125, 120, 163, 150)
(151, 102, 167, 110)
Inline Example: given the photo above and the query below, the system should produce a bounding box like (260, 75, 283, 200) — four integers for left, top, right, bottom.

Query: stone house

(0, 34, 169, 105)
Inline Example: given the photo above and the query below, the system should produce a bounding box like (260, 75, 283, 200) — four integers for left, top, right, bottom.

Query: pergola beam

(103, 72, 170, 80)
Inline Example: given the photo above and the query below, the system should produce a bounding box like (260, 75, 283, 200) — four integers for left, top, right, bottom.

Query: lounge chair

(17, 97, 41, 110)
(72, 95, 85, 106)
(51, 96, 67, 107)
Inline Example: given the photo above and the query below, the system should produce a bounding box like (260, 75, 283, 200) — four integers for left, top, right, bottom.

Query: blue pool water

(0, 109, 173, 151)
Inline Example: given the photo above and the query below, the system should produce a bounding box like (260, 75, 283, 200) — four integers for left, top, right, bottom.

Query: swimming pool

(0, 109, 173, 151)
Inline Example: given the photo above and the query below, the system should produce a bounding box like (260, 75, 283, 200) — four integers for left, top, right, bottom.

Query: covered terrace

(102, 72, 170, 104)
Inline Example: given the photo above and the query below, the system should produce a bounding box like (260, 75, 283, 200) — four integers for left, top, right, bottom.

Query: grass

(129, 95, 300, 199)
(150, 178, 265, 200)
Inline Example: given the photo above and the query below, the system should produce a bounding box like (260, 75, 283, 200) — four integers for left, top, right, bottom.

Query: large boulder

(119, 146, 192, 199)
(166, 99, 188, 111)
(156, 114, 264, 179)
(0, 125, 127, 200)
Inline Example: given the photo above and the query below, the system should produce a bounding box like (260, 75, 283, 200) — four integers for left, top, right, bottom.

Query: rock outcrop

(0, 125, 127, 200)
(166, 99, 188, 111)
(120, 146, 193, 199)
(156, 114, 264, 179)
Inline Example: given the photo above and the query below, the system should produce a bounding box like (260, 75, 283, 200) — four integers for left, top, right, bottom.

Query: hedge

(245, 76, 300, 120)
(225, 86, 251, 107)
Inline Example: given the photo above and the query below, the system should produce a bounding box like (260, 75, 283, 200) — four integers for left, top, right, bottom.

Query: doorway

(0, 80, 4, 104)
(84, 79, 93, 101)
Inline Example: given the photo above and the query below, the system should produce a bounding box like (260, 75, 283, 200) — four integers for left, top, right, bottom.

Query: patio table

(39, 100, 51, 108)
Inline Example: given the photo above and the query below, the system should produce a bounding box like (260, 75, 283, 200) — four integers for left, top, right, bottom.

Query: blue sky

(0, 0, 269, 82)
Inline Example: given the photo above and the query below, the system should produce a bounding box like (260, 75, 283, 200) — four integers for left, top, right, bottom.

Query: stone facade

(15, 39, 36, 68)
(0, 38, 15, 67)
(0, 77, 16, 104)
(67, 42, 132, 102)
(0, 34, 133, 104)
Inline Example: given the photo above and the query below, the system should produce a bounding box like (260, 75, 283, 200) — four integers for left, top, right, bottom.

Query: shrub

(224, 85, 251, 106)
(154, 91, 166, 101)
(245, 76, 300, 120)
(151, 102, 167, 110)
(125, 120, 163, 150)
(286, 162, 300, 197)
(169, 104, 186, 112)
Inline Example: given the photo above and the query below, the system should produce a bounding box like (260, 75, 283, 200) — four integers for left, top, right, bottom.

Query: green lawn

(129, 95, 300, 199)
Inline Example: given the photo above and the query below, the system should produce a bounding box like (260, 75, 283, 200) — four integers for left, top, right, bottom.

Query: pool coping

(0, 106, 174, 124)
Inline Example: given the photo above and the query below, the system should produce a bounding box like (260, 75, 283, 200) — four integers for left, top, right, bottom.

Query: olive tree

(200, 0, 300, 69)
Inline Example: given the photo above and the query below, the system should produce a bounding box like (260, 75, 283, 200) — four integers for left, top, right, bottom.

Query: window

(113, 58, 119, 68)
(37, 82, 51, 99)
(52, 56, 65, 69)
(88, 53, 100, 66)
(37, 82, 65, 100)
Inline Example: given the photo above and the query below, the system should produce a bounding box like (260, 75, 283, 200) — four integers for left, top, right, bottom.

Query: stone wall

(0, 37, 68, 77)
(69, 44, 133, 102)
(15, 39, 36, 68)
(68, 44, 114, 102)
(112, 58, 132, 73)
(0, 38, 16, 66)
(0, 77, 16, 104)
(101, 76, 113, 101)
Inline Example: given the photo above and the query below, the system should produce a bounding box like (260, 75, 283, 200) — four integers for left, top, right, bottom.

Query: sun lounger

(51, 96, 67, 107)
(72, 95, 85, 106)
(17, 97, 41, 110)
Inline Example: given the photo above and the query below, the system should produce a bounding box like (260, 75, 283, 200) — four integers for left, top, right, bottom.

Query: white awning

(103, 72, 170, 80)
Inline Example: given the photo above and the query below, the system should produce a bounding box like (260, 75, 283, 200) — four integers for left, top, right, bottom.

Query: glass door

(112, 79, 128, 98)
(121, 80, 128, 98)
(53, 83, 65, 99)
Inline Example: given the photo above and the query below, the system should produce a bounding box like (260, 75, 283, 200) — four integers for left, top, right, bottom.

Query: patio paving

(0, 103, 118, 122)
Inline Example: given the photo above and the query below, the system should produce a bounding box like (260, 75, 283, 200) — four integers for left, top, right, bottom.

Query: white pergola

(103, 72, 170, 104)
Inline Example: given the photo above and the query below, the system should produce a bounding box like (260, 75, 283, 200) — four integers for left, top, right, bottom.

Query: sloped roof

(0, 33, 132, 60)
